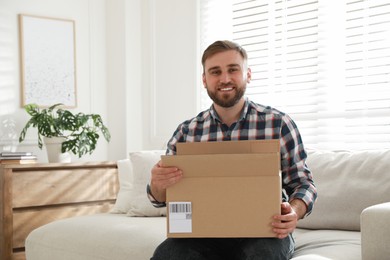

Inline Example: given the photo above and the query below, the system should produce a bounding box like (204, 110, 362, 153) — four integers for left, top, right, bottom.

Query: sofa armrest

(361, 202, 390, 260)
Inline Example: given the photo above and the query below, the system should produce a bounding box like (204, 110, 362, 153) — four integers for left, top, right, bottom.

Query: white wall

(0, 0, 108, 162)
(0, 0, 200, 162)
(141, 0, 200, 150)
(107, 0, 199, 159)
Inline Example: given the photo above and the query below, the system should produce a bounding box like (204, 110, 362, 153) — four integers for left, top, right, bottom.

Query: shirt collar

(209, 97, 250, 124)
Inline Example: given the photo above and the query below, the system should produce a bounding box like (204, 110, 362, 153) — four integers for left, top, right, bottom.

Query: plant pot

(44, 137, 71, 163)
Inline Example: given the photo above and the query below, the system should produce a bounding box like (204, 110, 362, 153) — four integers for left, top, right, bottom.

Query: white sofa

(25, 149, 390, 260)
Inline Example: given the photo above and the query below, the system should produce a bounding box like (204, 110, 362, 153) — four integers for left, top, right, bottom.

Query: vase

(44, 137, 71, 163)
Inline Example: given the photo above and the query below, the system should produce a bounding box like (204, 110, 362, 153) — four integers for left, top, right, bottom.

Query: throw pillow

(297, 149, 390, 231)
(111, 150, 166, 217)
(110, 159, 133, 213)
(126, 151, 166, 217)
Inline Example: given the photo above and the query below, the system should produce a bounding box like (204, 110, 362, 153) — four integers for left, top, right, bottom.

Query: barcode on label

(168, 202, 192, 233)
(169, 202, 192, 214)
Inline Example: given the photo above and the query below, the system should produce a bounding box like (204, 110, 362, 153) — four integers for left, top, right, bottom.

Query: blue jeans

(151, 234, 294, 260)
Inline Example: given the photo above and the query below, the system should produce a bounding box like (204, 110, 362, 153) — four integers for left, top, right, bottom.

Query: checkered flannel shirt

(147, 98, 317, 216)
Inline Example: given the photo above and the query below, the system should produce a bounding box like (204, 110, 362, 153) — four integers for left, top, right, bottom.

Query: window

(200, 0, 390, 150)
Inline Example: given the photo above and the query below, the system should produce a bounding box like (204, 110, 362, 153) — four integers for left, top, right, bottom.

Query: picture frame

(19, 14, 77, 107)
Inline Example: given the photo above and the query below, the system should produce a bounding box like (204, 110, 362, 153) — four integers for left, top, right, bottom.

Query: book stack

(0, 152, 38, 165)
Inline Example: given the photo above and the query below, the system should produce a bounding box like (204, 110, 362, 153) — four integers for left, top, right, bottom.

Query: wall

(0, 0, 200, 162)
(0, 0, 108, 162)
(140, 0, 199, 150)
(107, 0, 199, 159)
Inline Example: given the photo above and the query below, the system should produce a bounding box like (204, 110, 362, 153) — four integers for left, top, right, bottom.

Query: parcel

(162, 140, 281, 238)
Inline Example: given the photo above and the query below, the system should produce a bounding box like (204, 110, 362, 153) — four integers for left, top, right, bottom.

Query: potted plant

(19, 103, 111, 160)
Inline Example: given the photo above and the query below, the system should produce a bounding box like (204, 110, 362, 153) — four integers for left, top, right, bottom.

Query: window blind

(200, 0, 390, 150)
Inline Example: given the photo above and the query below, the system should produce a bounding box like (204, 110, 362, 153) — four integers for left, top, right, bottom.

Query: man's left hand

(272, 199, 307, 239)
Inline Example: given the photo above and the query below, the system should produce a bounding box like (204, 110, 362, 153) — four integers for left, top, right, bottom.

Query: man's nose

(219, 72, 231, 83)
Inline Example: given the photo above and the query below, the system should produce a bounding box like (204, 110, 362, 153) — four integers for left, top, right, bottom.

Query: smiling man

(148, 40, 317, 260)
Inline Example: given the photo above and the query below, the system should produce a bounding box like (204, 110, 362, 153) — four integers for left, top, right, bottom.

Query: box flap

(177, 139, 280, 155)
(161, 153, 280, 177)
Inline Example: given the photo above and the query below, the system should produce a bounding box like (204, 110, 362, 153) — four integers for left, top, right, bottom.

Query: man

(147, 40, 317, 259)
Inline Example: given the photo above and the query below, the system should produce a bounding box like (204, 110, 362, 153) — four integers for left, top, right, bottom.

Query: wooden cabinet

(0, 162, 119, 260)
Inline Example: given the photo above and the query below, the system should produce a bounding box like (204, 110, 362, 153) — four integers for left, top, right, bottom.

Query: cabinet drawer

(13, 202, 114, 249)
(12, 168, 118, 208)
(12, 251, 25, 260)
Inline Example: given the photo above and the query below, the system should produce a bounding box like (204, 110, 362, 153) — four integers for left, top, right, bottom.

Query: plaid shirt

(149, 98, 317, 215)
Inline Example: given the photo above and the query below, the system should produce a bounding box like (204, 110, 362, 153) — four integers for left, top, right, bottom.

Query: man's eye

(210, 70, 221, 75)
(229, 68, 238, 73)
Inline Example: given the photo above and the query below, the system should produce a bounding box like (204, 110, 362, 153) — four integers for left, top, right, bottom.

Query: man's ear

(202, 73, 207, 87)
(246, 67, 252, 83)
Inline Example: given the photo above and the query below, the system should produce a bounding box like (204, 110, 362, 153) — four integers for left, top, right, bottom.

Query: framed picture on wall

(19, 14, 77, 107)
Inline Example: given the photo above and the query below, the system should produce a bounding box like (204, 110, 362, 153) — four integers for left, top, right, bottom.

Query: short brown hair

(201, 40, 248, 72)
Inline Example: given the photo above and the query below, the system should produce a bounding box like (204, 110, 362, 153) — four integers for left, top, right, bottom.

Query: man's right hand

(149, 160, 183, 203)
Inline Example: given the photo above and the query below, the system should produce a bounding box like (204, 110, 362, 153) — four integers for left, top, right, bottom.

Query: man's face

(202, 50, 251, 108)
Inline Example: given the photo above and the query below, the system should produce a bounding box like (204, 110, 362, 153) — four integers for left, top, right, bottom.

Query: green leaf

(24, 104, 40, 116)
(62, 139, 77, 153)
(57, 110, 77, 131)
(101, 125, 111, 142)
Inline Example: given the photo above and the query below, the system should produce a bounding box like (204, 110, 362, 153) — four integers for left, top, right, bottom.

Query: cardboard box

(162, 140, 281, 238)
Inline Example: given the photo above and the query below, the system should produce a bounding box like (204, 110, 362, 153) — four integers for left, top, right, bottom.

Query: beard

(206, 83, 246, 108)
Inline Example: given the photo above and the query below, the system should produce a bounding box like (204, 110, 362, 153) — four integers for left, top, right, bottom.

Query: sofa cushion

(111, 151, 166, 217)
(25, 214, 167, 260)
(25, 214, 360, 260)
(292, 229, 361, 259)
(298, 149, 390, 231)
